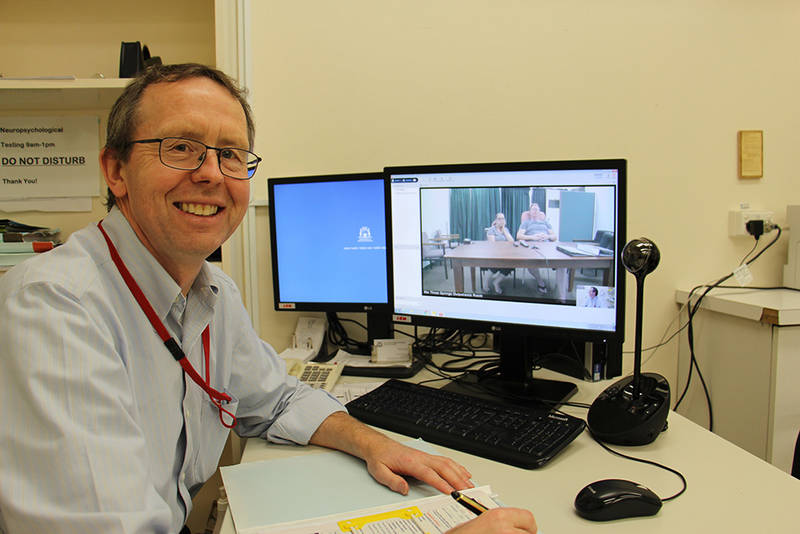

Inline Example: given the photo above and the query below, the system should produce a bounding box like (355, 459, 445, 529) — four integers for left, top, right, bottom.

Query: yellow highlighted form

(338, 506, 423, 531)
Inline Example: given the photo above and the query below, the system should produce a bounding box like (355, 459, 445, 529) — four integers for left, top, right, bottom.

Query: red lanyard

(97, 220, 236, 428)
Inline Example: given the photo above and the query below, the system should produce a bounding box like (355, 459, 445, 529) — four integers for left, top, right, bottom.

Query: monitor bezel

(385, 158, 627, 346)
(268, 171, 394, 314)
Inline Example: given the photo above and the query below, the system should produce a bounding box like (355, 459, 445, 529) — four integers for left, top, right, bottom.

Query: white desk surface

(219, 361, 800, 533)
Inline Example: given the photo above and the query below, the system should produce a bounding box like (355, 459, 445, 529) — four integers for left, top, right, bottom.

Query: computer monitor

(268, 172, 393, 350)
(387, 159, 626, 407)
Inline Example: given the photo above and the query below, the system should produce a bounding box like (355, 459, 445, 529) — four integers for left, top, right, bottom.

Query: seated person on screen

(0, 63, 537, 534)
(584, 286, 602, 307)
(516, 203, 556, 294)
(516, 203, 555, 242)
(486, 212, 515, 294)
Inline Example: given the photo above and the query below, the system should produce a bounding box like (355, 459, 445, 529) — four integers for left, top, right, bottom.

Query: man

(516, 203, 555, 243)
(585, 286, 601, 307)
(516, 203, 557, 295)
(0, 64, 536, 534)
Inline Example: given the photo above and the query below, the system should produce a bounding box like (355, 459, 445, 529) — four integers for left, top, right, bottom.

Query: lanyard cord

(97, 221, 236, 428)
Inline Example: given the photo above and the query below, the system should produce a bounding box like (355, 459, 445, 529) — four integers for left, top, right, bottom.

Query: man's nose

(192, 149, 225, 183)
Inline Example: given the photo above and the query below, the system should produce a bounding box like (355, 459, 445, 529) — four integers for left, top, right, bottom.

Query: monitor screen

(268, 172, 392, 314)
(387, 159, 626, 404)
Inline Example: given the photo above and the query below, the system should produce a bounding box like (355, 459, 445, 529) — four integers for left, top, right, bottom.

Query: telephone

(285, 359, 343, 391)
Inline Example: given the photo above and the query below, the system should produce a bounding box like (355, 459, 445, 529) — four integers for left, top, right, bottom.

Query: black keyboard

(345, 379, 586, 469)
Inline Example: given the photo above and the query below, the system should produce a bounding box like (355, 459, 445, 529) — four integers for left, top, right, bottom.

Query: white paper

(222, 440, 442, 532)
(331, 349, 413, 368)
(251, 486, 497, 534)
(331, 381, 383, 404)
(0, 115, 101, 200)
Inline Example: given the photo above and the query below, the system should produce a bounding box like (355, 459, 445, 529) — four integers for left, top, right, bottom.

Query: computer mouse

(574, 479, 662, 521)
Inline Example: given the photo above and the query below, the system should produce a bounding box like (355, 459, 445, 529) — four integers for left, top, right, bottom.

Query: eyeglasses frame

(127, 137, 262, 180)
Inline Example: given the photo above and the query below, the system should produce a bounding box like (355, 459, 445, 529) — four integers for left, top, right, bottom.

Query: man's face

(590, 288, 598, 297)
(529, 204, 540, 215)
(106, 77, 251, 275)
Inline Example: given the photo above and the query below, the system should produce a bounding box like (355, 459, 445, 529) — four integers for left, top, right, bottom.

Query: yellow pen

(451, 490, 489, 515)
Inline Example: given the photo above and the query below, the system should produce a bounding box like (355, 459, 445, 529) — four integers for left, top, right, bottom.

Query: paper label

(0, 116, 101, 199)
(733, 264, 753, 286)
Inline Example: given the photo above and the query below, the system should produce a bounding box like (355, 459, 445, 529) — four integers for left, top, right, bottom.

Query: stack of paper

(0, 219, 60, 268)
(220, 440, 500, 534)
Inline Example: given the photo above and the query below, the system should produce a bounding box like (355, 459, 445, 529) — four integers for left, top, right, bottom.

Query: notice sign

(0, 116, 101, 200)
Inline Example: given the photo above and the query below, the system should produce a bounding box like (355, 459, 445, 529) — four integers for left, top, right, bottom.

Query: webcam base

(587, 373, 670, 446)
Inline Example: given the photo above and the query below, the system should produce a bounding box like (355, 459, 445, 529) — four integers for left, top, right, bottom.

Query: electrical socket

(728, 209, 774, 237)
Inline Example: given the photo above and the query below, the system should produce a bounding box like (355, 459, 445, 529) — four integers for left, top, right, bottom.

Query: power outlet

(728, 209, 774, 237)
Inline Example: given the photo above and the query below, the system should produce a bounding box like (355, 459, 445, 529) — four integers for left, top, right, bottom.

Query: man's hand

(445, 508, 538, 534)
(360, 431, 474, 495)
(310, 412, 473, 495)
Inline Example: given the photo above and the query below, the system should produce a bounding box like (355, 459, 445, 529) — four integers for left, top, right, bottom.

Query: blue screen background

(272, 179, 389, 304)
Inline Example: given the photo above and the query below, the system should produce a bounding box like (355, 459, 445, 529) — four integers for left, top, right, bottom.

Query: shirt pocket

(193, 391, 240, 482)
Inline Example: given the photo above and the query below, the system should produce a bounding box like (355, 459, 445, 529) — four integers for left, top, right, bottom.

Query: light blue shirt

(0, 208, 345, 534)
(486, 225, 509, 241)
(519, 218, 552, 236)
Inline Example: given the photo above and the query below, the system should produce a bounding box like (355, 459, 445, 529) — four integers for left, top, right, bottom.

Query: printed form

(254, 486, 497, 534)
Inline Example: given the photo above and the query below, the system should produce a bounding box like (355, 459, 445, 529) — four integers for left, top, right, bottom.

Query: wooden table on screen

(444, 240, 614, 297)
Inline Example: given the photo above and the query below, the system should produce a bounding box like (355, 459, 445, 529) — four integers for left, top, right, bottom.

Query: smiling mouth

(177, 202, 221, 216)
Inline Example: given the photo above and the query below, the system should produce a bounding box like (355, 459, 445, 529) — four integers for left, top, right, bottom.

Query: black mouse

(574, 479, 662, 521)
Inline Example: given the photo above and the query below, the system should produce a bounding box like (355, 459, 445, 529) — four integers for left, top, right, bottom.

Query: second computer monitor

(388, 159, 626, 401)
(268, 172, 393, 343)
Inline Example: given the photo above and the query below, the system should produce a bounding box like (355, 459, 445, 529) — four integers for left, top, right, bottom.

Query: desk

(446, 241, 613, 299)
(219, 362, 800, 533)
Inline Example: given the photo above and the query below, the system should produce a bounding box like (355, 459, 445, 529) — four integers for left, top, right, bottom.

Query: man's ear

(100, 147, 128, 199)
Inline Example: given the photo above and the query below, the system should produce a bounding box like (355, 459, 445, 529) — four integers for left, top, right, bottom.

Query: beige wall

(248, 1, 800, 397)
(1, 0, 216, 237)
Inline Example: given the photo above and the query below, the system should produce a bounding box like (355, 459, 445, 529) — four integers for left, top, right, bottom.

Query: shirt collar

(100, 207, 219, 322)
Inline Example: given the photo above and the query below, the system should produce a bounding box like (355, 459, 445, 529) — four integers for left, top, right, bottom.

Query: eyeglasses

(128, 137, 262, 180)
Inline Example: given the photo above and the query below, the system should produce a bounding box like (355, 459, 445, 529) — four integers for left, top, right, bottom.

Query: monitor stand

(339, 311, 424, 378)
(442, 331, 578, 410)
(366, 311, 393, 347)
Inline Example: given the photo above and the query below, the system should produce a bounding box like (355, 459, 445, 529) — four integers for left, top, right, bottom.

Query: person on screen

(486, 212, 515, 294)
(516, 203, 556, 294)
(0, 64, 537, 534)
(516, 203, 555, 242)
(585, 286, 601, 307)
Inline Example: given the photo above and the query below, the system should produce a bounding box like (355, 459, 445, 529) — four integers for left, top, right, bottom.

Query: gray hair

(104, 63, 255, 209)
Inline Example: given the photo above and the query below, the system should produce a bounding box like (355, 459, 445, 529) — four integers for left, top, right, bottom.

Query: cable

(589, 430, 687, 502)
(674, 224, 782, 431)
(739, 238, 760, 265)
(325, 312, 372, 355)
(629, 283, 800, 367)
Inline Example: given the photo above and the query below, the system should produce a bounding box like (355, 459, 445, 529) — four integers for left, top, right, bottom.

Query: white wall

(421, 189, 451, 238)
(248, 1, 800, 414)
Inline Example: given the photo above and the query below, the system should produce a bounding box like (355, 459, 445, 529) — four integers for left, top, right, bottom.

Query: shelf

(0, 78, 130, 111)
(675, 287, 800, 326)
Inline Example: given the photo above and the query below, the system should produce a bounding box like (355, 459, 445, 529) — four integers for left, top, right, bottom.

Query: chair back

(595, 230, 614, 250)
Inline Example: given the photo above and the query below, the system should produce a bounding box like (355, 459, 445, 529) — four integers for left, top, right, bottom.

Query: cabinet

(675, 288, 800, 474)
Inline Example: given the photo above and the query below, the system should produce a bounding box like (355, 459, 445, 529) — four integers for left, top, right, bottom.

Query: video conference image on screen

(419, 185, 617, 308)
